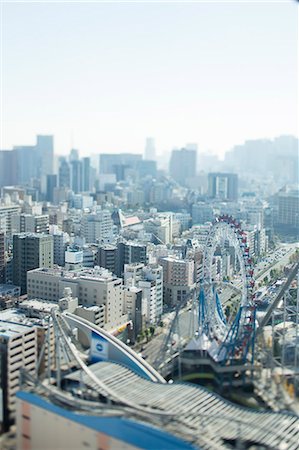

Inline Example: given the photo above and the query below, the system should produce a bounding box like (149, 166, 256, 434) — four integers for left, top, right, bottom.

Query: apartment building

(0, 310, 38, 431)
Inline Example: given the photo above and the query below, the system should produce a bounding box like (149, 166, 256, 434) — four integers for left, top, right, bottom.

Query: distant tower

(144, 138, 156, 161)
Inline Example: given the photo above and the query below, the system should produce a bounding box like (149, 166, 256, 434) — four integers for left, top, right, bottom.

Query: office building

(82, 157, 92, 191)
(81, 211, 113, 244)
(0, 205, 22, 234)
(99, 153, 142, 174)
(159, 256, 195, 306)
(12, 233, 53, 294)
(36, 135, 54, 177)
(144, 137, 156, 161)
(0, 150, 17, 187)
(117, 241, 147, 277)
(169, 148, 197, 186)
(208, 172, 238, 201)
(0, 310, 38, 431)
(276, 189, 299, 239)
(124, 263, 163, 324)
(0, 231, 5, 283)
(58, 157, 71, 188)
(27, 267, 125, 330)
(124, 286, 143, 339)
(71, 160, 83, 194)
(46, 174, 57, 202)
(192, 203, 214, 225)
(144, 213, 173, 245)
(11, 214, 49, 235)
(97, 244, 118, 275)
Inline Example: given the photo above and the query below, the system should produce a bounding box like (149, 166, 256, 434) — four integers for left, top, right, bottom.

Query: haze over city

(0, 2, 299, 450)
(1, 1, 298, 156)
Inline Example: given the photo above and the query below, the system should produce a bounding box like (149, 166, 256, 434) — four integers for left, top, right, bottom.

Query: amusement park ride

(154, 215, 257, 383)
(14, 215, 299, 449)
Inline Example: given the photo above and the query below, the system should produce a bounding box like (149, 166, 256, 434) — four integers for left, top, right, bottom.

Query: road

(138, 243, 298, 368)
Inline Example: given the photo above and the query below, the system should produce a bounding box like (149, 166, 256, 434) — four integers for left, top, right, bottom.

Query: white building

(0, 309, 38, 430)
(81, 211, 113, 244)
(27, 267, 125, 331)
(159, 256, 195, 306)
(124, 263, 163, 324)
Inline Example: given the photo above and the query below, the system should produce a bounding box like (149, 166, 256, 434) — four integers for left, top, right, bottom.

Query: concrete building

(0, 284, 20, 298)
(97, 244, 118, 275)
(124, 263, 163, 324)
(144, 213, 173, 245)
(159, 256, 195, 306)
(192, 203, 214, 225)
(139, 264, 163, 324)
(276, 189, 299, 239)
(0, 310, 38, 431)
(81, 211, 113, 244)
(169, 148, 197, 186)
(27, 267, 125, 330)
(208, 172, 238, 201)
(117, 241, 147, 277)
(144, 137, 156, 161)
(11, 214, 49, 235)
(50, 229, 68, 267)
(0, 231, 4, 283)
(12, 233, 53, 295)
(124, 286, 143, 339)
(0, 205, 22, 234)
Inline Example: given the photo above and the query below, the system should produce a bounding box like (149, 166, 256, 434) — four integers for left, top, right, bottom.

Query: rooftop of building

(0, 284, 20, 294)
(28, 266, 120, 283)
(0, 308, 42, 339)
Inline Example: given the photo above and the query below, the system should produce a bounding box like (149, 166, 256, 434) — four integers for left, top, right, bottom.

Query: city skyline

(1, 1, 298, 156)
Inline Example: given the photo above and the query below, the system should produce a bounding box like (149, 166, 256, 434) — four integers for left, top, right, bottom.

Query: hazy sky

(1, 1, 298, 157)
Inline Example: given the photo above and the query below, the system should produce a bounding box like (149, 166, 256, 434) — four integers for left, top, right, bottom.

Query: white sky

(1, 1, 298, 157)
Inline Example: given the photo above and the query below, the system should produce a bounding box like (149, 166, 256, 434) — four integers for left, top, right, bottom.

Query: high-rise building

(46, 174, 57, 202)
(144, 137, 156, 161)
(0, 150, 17, 187)
(13, 145, 38, 184)
(169, 148, 197, 186)
(58, 157, 71, 188)
(11, 214, 49, 235)
(0, 231, 5, 283)
(275, 188, 299, 239)
(208, 172, 238, 201)
(36, 135, 54, 176)
(117, 241, 147, 277)
(12, 233, 53, 294)
(97, 244, 118, 275)
(27, 267, 125, 330)
(81, 211, 113, 244)
(71, 160, 83, 193)
(159, 256, 195, 306)
(192, 203, 214, 225)
(99, 153, 142, 175)
(0, 310, 38, 431)
(82, 157, 91, 191)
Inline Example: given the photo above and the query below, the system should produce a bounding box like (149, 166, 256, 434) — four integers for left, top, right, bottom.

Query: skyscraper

(12, 233, 53, 294)
(36, 135, 54, 177)
(71, 160, 83, 193)
(0, 231, 5, 283)
(169, 148, 197, 186)
(82, 157, 91, 191)
(144, 137, 156, 161)
(208, 172, 238, 201)
(58, 157, 71, 188)
(46, 174, 57, 202)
